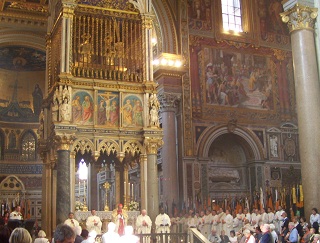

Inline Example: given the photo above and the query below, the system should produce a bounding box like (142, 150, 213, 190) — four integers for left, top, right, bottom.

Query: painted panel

(71, 91, 94, 125)
(97, 91, 119, 127)
(122, 95, 143, 127)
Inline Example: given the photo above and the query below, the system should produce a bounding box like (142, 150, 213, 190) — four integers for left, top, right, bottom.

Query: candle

(131, 183, 134, 200)
(83, 180, 86, 199)
(124, 181, 126, 196)
(79, 180, 81, 198)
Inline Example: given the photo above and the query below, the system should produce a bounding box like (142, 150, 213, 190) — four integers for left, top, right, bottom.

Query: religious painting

(201, 47, 275, 110)
(71, 90, 94, 125)
(188, 0, 212, 31)
(0, 46, 46, 122)
(97, 91, 119, 127)
(122, 95, 143, 127)
(257, 0, 290, 45)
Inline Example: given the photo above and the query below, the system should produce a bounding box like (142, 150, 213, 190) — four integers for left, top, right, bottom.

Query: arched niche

(197, 125, 264, 161)
(0, 175, 26, 208)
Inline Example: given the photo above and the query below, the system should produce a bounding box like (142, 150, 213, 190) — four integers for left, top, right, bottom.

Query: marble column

(140, 154, 148, 211)
(40, 152, 53, 238)
(281, 3, 319, 218)
(55, 134, 75, 225)
(158, 93, 181, 213)
(144, 137, 163, 223)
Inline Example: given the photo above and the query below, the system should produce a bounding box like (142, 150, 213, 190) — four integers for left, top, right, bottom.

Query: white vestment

(86, 215, 102, 234)
(64, 218, 80, 229)
(155, 213, 171, 233)
(10, 211, 23, 220)
(136, 214, 152, 234)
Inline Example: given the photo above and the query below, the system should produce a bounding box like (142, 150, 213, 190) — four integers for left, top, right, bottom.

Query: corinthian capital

(281, 4, 318, 32)
(144, 137, 164, 155)
(54, 133, 75, 151)
(158, 92, 181, 112)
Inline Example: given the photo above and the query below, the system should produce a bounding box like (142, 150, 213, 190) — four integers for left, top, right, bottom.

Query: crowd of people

(167, 206, 320, 243)
(2, 204, 320, 243)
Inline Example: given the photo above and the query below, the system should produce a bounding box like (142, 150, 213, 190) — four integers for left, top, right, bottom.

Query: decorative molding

(144, 137, 163, 155)
(54, 133, 76, 151)
(281, 4, 318, 32)
(158, 92, 181, 112)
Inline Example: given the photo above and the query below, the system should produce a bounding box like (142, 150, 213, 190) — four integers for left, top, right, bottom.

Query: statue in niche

(148, 93, 160, 127)
(60, 97, 71, 122)
(149, 105, 159, 127)
(52, 98, 59, 122)
(270, 135, 278, 157)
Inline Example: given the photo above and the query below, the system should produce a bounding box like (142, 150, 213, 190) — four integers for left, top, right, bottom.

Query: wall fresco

(201, 47, 274, 110)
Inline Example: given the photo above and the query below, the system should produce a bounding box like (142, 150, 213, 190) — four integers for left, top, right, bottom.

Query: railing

(95, 229, 210, 243)
(137, 233, 188, 243)
(189, 228, 211, 243)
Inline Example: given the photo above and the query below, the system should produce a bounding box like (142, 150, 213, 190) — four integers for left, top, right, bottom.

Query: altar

(75, 210, 140, 232)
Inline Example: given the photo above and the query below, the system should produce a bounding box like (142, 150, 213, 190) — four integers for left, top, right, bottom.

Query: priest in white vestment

(155, 208, 171, 233)
(64, 212, 80, 230)
(136, 209, 152, 234)
(136, 209, 152, 243)
(86, 209, 102, 234)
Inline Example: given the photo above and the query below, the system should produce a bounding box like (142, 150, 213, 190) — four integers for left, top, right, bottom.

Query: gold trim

(54, 134, 76, 151)
(280, 4, 318, 32)
(144, 137, 163, 155)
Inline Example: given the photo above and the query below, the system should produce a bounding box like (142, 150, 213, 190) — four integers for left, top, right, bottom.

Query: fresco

(188, 0, 212, 31)
(97, 91, 119, 127)
(71, 91, 94, 125)
(257, 0, 289, 44)
(122, 95, 143, 127)
(201, 47, 274, 110)
(0, 46, 45, 122)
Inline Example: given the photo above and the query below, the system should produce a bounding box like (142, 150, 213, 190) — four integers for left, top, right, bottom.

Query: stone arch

(123, 140, 144, 155)
(72, 138, 95, 155)
(0, 175, 26, 192)
(0, 30, 45, 50)
(197, 125, 264, 161)
(97, 139, 120, 156)
(151, 0, 178, 54)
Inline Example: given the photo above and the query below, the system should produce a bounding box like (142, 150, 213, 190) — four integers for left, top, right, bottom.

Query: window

(21, 132, 36, 161)
(221, 0, 243, 32)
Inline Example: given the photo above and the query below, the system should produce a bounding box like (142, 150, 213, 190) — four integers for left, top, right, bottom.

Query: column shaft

(161, 109, 178, 212)
(147, 153, 159, 223)
(291, 28, 320, 216)
(281, 3, 320, 219)
(56, 149, 71, 224)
